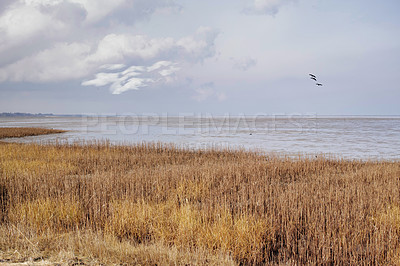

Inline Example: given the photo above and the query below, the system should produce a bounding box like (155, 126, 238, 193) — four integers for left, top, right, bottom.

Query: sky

(0, 0, 399, 115)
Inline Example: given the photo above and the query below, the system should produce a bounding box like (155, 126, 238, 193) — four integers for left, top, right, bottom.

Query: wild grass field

(0, 127, 66, 140)
(1, 128, 400, 265)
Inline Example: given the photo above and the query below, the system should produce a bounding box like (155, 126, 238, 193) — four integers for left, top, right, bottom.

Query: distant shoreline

(1, 112, 400, 119)
(0, 112, 82, 117)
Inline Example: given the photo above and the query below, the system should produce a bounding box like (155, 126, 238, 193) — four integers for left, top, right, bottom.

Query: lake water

(1, 115, 399, 160)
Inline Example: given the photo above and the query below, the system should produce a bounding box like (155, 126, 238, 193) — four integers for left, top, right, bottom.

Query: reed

(0, 127, 66, 139)
(0, 138, 399, 264)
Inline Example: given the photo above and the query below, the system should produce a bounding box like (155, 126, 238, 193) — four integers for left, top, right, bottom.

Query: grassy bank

(0, 127, 66, 140)
(0, 132, 400, 264)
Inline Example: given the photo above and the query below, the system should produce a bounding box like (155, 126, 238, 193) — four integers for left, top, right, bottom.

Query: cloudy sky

(0, 0, 399, 115)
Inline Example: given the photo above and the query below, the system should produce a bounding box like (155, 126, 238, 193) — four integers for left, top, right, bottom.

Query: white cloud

(0, 42, 92, 82)
(147, 61, 173, 72)
(82, 72, 121, 87)
(231, 57, 257, 71)
(159, 65, 180, 77)
(100, 64, 126, 71)
(88, 34, 175, 63)
(0, 31, 216, 83)
(245, 0, 296, 15)
(0, 5, 48, 39)
(22, 0, 63, 7)
(122, 66, 146, 75)
(0, 26, 218, 85)
(0, 0, 218, 95)
(68, 0, 125, 24)
(0, 0, 179, 60)
(112, 77, 153, 95)
(89, 27, 218, 66)
(177, 27, 219, 63)
(193, 82, 226, 102)
(15, 0, 174, 24)
(82, 61, 180, 94)
(0, 3, 64, 52)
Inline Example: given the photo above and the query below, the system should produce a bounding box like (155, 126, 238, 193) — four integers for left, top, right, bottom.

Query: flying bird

(309, 73, 324, 86)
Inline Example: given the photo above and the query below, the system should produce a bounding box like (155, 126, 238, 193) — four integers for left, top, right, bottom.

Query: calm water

(1, 115, 399, 160)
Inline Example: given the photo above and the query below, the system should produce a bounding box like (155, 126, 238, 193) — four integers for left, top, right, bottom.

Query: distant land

(0, 112, 81, 117)
(1, 113, 398, 118)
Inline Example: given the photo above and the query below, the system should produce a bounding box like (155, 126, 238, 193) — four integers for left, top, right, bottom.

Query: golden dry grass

(0, 133, 400, 264)
(0, 127, 66, 140)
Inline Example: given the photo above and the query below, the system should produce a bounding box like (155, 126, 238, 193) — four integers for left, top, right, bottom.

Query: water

(1, 115, 399, 160)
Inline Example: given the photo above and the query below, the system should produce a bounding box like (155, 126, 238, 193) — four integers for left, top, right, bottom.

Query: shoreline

(0, 126, 398, 162)
(2, 116, 399, 161)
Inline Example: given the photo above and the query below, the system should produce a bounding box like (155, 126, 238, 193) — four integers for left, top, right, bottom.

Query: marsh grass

(0, 127, 66, 139)
(0, 134, 400, 264)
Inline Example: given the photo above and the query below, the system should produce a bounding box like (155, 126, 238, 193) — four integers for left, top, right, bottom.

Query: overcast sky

(0, 0, 399, 115)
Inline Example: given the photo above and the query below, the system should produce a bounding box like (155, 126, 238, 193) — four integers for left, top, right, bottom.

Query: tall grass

(0, 138, 400, 264)
(0, 127, 66, 139)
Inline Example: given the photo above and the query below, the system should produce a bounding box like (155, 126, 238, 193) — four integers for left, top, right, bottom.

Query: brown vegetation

(0, 127, 66, 140)
(0, 138, 400, 264)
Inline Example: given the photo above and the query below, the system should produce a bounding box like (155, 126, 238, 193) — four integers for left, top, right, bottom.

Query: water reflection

(1, 115, 399, 160)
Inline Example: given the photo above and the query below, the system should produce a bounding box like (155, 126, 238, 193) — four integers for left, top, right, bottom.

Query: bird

(309, 73, 324, 86)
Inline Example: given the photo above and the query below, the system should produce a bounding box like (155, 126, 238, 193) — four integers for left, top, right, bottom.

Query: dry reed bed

(0, 141, 400, 265)
(0, 127, 66, 139)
